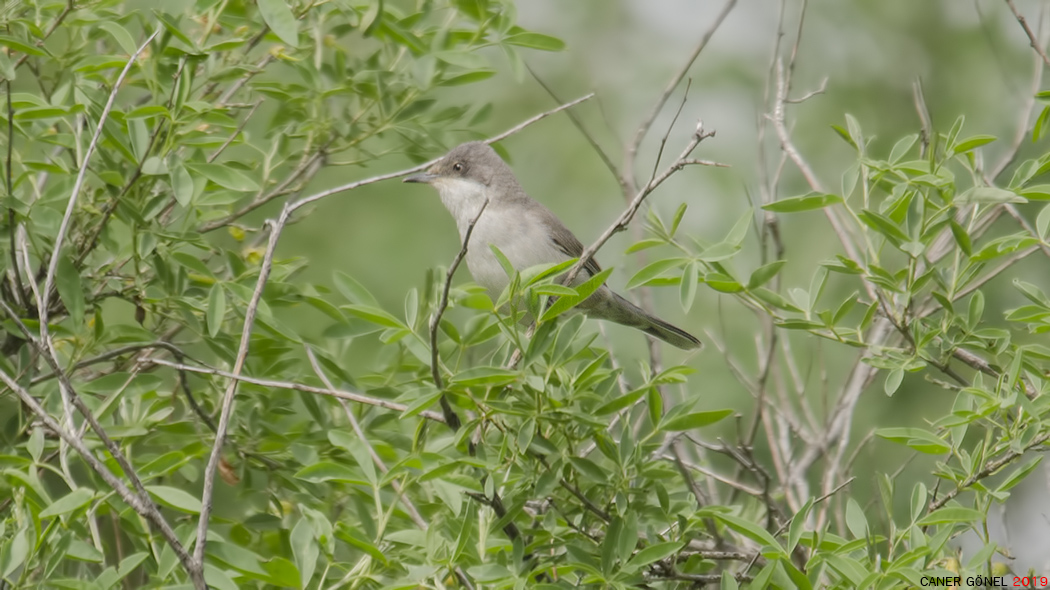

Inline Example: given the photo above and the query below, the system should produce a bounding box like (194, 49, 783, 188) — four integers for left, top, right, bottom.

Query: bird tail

(605, 292, 702, 350)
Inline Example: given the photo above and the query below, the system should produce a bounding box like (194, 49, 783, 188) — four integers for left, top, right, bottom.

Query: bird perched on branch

(404, 141, 701, 350)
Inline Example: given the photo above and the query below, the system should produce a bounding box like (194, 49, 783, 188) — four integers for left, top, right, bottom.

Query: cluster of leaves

(0, 0, 573, 587)
(622, 110, 1050, 585)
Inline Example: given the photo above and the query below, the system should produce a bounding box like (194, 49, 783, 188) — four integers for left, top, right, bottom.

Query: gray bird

(404, 141, 701, 350)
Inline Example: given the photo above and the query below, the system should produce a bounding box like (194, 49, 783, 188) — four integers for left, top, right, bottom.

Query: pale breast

(464, 205, 571, 297)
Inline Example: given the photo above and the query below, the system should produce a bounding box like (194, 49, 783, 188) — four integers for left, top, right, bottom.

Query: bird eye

(452, 162, 464, 172)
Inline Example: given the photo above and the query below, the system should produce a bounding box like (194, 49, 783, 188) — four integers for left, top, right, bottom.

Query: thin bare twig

(991, 44, 1044, 179)
(626, 0, 737, 171)
(40, 30, 158, 326)
(913, 78, 933, 157)
(147, 358, 446, 421)
(194, 212, 287, 567)
(5, 79, 27, 309)
(305, 347, 428, 525)
(564, 122, 716, 288)
(1004, 0, 1050, 68)
(429, 199, 489, 430)
(207, 99, 263, 163)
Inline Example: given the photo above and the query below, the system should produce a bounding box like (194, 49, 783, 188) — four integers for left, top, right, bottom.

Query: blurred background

(259, 0, 1048, 573)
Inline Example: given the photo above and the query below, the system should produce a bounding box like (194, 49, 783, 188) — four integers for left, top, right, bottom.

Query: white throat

(432, 177, 491, 239)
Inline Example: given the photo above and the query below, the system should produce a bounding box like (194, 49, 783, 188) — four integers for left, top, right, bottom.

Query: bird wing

(537, 209, 602, 278)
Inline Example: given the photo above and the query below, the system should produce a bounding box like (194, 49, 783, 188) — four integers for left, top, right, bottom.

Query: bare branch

(929, 431, 1050, 511)
(486, 92, 596, 145)
(429, 199, 489, 430)
(912, 78, 933, 157)
(1004, 0, 1050, 68)
(991, 44, 1044, 179)
(207, 99, 263, 163)
(626, 0, 737, 171)
(40, 30, 158, 327)
(5, 80, 27, 308)
(564, 121, 715, 288)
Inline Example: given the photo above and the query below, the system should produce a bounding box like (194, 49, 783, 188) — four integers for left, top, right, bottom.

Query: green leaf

(884, 368, 903, 396)
(438, 71, 496, 86)
(679, 260, 698, 312)
(39, 488, 95, 518)
(1019, 184, 1050, 200)
(626, 258, 688, 289)
(747, 260, 786, 289)
(702, 510, 783, 553)
(845, 498, 868, 539)
(127, 105, 169, 120)
(705, 272, 744, 293)
(186, 163, 261, 192)
(0, 36, 48, 57)
(1, 529, 28, 578)
(172, 251, 214, 277)
(889, 134, 918, 163)
(626, 541, 683, 568)
(1035, 105, 1050, 143)
(762, 192, 842, 213)
(334, 271, 378, 306)
(594, 387, 647, 415)
(723, 207, 753, 247)
(662, 409, 733, 431)
(531, 284, 577, 297)
(434, 50, 487, 69)
(910, 482, 927, 523)
(540, 267, 613, 322)
(343, 304, 405, 329)
(831, 124, 857, 150)
(826, 555, 868, 586)
(967, 290, 984, 328)
(153, 11, 199, 50)
(258, 0, 300, 46)
(295, 461, 368, 484)
(918, 506, 984, 526)
(951, 135, 996, 156)
(949, 220, 971, 256)
(207, 284, 226, 338)
(995, 456, 1042, 494)
(56, 252, 86, 326)
(291, 518, 318, 588)
(859, 209, 909, 243)
(670, 203, 688, 236)
(876, 427, 950, 455)
(569, 457, 608, 482)
(450, 366, 519, 387)
(146, 485, 202, 514)
(504, 33, 565, 51)
(955, 187, 1025, 205)
(625, 238, 665, 253)
(170, 159, 194, 206)
(1038, 204, 1050, 240)
(787, 498, 813, 553)
(99, 22, 138, 55)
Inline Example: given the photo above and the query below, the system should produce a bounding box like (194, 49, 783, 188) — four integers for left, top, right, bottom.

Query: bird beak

(403, 171, 438, 184)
